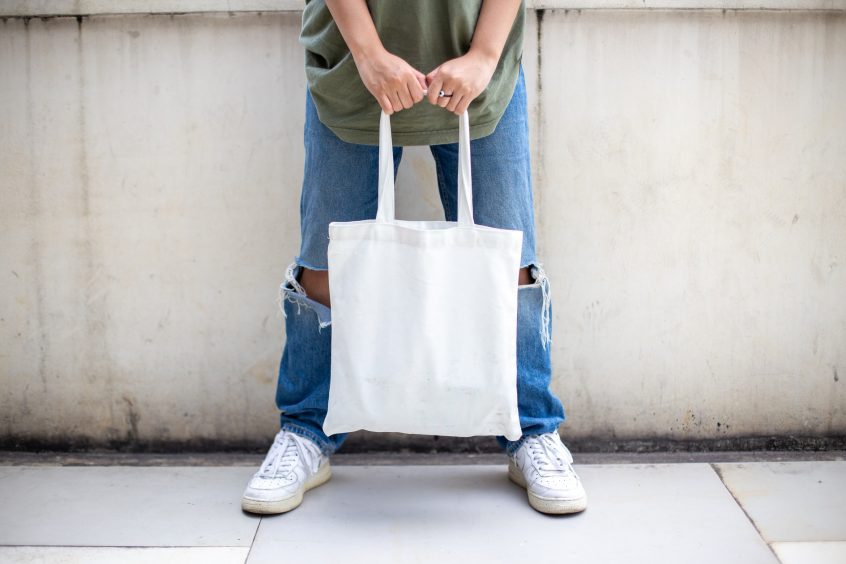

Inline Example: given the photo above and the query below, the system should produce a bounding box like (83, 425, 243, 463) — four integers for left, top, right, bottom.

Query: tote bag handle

(375, 110, 474, 227)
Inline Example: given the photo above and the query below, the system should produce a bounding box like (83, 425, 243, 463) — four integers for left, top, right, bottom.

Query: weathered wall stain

(0, 9, 844, 451)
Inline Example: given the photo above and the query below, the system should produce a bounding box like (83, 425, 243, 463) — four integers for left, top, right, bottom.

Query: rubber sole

(241, 461, 332, 515)
(508, 461, 588, 515)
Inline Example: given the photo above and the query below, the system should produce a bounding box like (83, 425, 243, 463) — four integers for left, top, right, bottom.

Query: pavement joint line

(709, 463, 783, 563)
(244, 514, 262, 561)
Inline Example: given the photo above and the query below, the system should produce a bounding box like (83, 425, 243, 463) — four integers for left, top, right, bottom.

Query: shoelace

(257, 431, 319, 479)
(526, 433, 576, 477)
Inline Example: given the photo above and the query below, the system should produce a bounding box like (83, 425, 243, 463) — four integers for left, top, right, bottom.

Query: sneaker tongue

(541, 434, 574, 464)
(258, 433, 308, 478)
(275, 451, 300, 476)
(529, 435, 574, 474)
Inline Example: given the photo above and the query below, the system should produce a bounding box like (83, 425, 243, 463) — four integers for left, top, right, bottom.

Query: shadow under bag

(323, 109, 523, 441)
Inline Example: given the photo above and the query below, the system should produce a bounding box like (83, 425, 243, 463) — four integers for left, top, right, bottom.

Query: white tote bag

(323, 109, 523, 441)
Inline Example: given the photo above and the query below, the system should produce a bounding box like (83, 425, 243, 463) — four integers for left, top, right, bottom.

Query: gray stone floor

(0, 452, 844, 563)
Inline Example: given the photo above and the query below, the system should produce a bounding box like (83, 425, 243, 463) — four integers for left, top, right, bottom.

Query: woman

(241, 0, 587, 516)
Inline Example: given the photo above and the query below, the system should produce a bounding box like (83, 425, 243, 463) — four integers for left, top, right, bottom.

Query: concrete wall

(1, 2, 844, 450)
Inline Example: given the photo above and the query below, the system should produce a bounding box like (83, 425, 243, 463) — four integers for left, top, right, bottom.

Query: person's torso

(300, 0, 525, 146)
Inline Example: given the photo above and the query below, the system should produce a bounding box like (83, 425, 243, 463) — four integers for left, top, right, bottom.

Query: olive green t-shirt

(299, 0, 525, 146)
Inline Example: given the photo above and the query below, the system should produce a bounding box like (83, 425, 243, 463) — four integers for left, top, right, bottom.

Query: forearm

(325, 0, 426, 113)
(469, 0, 523, 65)
(424, 0, 522, 112)
(325, 0, 384, 61)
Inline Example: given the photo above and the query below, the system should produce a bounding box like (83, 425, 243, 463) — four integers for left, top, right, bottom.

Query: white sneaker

(241, 429, 331, 514)
(507, 432, 588, 514)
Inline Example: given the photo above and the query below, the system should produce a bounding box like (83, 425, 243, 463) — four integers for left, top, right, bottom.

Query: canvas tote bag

(322, 109, 523, 441)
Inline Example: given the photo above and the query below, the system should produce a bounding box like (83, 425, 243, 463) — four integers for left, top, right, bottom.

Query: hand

(353, 47, 428, 115)
(425, 51, 498, 115)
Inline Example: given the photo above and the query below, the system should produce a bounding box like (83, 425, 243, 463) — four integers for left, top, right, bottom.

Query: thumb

(414, 70, 427, 91)
(425, 67, 439, 86)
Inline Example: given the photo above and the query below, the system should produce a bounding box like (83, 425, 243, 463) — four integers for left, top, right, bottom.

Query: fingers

(362, 51, 432, 114)
(407, 73, 426, 105)
(455, 95, 472, 114)
(426, 66, 473, 115)
(427, 69, 452, 108)
(426, 71, 443, 106)
(387, 91, 404, 114)
(397, 86, 414, 110)
(387, 67, 425, 112)
(446, 93, 464, 113)
(413, 70, 428, 98)
(406, 84, 423, 106)
(370, 56, 474, 116)
(435, 85, 456, 108)
(441, 77, 468, 112)
(379, 94, 394, 115)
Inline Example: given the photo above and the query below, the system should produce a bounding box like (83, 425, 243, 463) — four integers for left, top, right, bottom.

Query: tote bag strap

(375, 110, 474, 227)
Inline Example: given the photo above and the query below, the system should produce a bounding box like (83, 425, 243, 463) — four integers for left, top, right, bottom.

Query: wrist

(350, 39, 386, 64)
(466, 45, 500, 70)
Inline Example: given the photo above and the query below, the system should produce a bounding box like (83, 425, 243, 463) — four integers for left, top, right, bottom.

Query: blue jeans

(276, 65, 565, 457)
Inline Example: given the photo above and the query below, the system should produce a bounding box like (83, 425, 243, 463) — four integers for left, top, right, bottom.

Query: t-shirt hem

(325, 117, 503, 146)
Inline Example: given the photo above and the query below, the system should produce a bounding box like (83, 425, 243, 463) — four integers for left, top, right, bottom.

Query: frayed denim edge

(276, 259, 332, 330)
(518, 261, 552, 351)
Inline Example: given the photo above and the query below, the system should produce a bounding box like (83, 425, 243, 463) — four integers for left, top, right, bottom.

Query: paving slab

(771, 541, 846, 564)
(715, 461, 846, 542)
(247, 463, 777, 564)
(0, 466, 259, 547)
(0, 546, 249, 564)
(2, 450, 845, 467)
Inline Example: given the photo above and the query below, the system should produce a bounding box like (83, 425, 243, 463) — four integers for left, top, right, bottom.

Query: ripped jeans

(275, 64, 565, 457)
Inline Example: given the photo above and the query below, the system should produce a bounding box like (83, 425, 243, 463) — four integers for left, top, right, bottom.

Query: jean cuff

(504, 435, 529, 456)
(280, 421, 335, 457)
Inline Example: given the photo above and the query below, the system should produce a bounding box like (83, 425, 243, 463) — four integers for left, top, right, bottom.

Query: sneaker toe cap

(243, 475, 300, 500)
(531, 477, 586, 501)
